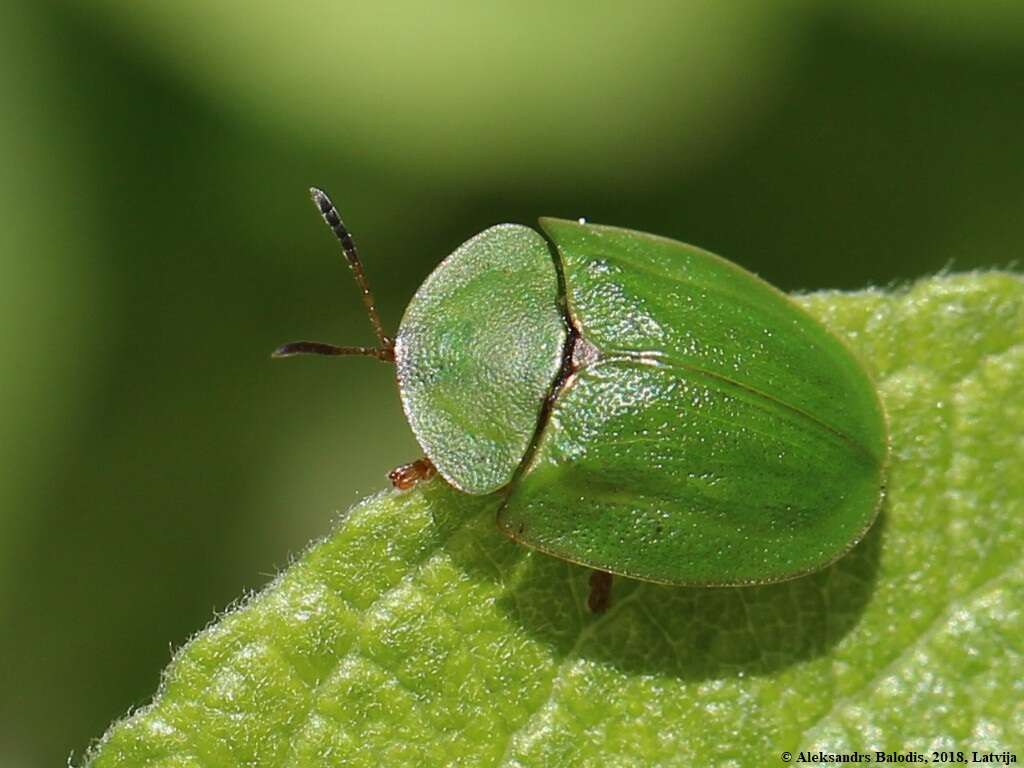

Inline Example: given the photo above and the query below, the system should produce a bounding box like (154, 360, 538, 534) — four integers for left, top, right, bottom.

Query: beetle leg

(587, 569, 614, 613)
(388, 458, 437, 490)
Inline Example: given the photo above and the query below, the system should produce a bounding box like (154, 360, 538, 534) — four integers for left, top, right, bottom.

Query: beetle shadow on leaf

(492, 505, 886, 681)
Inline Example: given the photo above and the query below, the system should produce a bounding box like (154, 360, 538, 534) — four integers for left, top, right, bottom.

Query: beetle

(276, 188, 888, 613)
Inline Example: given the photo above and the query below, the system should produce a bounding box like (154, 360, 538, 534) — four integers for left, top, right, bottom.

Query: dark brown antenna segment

(272, 341, 395, 362)
(310, 187, 392, 352)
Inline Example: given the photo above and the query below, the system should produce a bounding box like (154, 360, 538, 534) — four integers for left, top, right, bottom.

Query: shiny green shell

(395, 219, 888, 586)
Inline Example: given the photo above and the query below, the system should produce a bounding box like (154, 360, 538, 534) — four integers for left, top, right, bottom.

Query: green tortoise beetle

(276, 188, 888, 613)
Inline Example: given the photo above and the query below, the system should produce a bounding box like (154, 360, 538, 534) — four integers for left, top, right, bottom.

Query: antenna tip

(309, 187, 332, 214)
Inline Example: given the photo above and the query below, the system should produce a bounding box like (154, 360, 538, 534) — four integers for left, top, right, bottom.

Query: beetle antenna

(272, 341, 395, 363)
(309, 187, 393, 353)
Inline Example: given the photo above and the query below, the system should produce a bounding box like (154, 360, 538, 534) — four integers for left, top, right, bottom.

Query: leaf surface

(87, 273, 1024, 766)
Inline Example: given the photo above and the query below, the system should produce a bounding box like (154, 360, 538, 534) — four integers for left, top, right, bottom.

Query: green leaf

(86, 273, 1024, 767)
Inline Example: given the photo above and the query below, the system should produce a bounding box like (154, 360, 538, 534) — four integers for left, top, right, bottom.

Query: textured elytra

(395, 224, 566, 495)
(86, 273, 1024, 767)
(501, 220, 887, 585)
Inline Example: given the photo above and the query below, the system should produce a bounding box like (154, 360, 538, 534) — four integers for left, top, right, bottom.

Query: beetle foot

(587, 569, 613, 613)
(388, 458, 437, 490)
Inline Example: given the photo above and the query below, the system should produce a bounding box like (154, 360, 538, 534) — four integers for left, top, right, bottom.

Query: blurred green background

(2, 2, 1023, 765)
